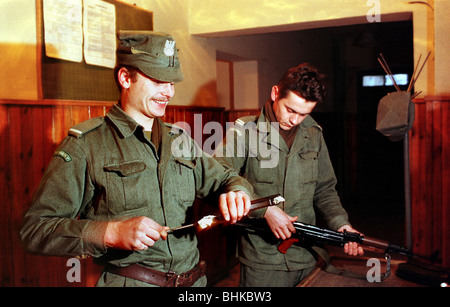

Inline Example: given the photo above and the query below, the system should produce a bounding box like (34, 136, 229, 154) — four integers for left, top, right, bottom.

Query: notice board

(40, 0, 153, 101)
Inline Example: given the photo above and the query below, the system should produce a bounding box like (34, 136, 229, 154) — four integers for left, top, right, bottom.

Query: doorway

(333, 21, 414, 243)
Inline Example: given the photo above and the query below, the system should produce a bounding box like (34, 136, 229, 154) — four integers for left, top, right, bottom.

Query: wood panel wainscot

(410, 96, 450, 267)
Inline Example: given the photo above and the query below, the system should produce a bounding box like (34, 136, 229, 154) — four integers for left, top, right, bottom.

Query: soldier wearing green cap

(20, 31, 253, 287)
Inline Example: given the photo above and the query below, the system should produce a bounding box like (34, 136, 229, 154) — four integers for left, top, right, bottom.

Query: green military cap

(116, 30, 184, 83)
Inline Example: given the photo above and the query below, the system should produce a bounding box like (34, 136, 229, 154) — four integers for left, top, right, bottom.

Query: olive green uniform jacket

(214, 110, 350, 271)
(20, 104, 253, 286)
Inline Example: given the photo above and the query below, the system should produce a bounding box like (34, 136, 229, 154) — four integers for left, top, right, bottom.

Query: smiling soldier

(20, 31, 253, 287)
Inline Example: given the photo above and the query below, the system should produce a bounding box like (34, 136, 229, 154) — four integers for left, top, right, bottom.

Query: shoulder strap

(164, 122, 186, 136)
(68, 117, 104, 138)
(234, 115, 257, 127)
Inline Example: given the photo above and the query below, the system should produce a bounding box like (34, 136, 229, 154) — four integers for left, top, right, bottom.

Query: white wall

(1, 0, 447, 103)
(189, 0, 449, 96)
(233, 61, 258, 109)
(0, 0, 37, 100)
(130, 0, 218, 106)
(216, 60, 231, 110)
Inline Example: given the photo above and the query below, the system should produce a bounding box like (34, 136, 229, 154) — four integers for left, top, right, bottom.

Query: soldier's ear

(118, 67, 132, 89)
(271, 85, 279, 101)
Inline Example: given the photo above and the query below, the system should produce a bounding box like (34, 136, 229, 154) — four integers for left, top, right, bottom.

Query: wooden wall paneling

(430, 100, 443, 259)
(442, 100, 450, 267)
(411, 102, 429, 254)
(410, 99, 425, 257)
(161, 106, 173, 124)
(41, 105, 57, 167)
(8, 105, 28, 286)
(70, 106, 91, 128)
(0, 104, 14, 286)
(410, 97, 450, 266)
(176, 107, 190, 132)
(25, 106, 45, 286)
(225, 109, 260, 124)
(52, 105, 70, 146)
(89, 105, 110, 119)
(423, 100, 434, 255)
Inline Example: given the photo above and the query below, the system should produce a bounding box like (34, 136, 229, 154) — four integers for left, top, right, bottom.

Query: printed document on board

(83, 0, 116, 68)
(43, 0, 83, 63)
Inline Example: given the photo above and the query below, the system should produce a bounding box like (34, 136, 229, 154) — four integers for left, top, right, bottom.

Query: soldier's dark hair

(277, 63, 326, 103)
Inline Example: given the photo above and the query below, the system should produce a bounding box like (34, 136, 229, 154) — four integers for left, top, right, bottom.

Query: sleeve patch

(54, 150, 72, 162)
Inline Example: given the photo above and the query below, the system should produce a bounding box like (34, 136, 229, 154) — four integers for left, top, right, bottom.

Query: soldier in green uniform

(20, 31, 253, 287)
(214, 63, 363, 287)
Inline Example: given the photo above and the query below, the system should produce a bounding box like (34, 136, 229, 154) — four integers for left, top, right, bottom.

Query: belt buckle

(166, 271, 180, 287)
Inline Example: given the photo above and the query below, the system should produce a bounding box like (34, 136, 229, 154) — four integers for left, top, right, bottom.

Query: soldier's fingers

(348, 242, 359, 256)
(358, 246, 364, 256)
(344, 242, 349, 254)
(278, 226, 292, 240)
(226, 192, 238, 223)
(160, 226, 169, 240)
(141, 217, 164, 233)
(241, 192, 251, 216)
(139, 237, 155, 249)
(219, 193, 230, 221)
(234, 194, 244, 220)
(233, 191, 251, 221)
(287, 220, 297, 234)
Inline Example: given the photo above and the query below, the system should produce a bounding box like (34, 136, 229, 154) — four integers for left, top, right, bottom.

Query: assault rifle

(278, 221, 415, 258)
(239, 220, 445, 284)
(277, 222, 449, 285)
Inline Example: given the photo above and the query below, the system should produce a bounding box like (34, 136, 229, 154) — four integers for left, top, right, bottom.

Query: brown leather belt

(106, 261, 206, 287)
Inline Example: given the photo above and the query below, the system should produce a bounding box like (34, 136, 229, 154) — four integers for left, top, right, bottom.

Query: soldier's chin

(280, 123, 294, 130)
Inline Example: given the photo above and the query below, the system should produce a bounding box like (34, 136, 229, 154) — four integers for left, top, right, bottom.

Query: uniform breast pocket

(298, 150, 319, 184)
(245, 154, 278, 198)
(173, 158, 196, 204)
(103, 160, 151, 214)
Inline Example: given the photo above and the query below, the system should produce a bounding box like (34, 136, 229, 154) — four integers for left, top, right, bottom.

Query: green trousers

(240, 264, 315, 287)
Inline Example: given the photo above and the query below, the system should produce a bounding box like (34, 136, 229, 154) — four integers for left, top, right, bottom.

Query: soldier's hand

(219, 190, 251, 224)
(264, 206, 297, 240)
(337, 225, 364, 256)
(104, 216, 168, 251)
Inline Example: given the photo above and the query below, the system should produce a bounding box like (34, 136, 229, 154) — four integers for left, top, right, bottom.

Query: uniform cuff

(81, 220, 109, 257)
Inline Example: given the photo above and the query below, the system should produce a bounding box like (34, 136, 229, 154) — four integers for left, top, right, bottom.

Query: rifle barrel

(361, 236, 390, 250)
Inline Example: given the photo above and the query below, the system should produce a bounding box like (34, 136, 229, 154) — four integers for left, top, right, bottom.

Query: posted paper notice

(43, 0, 83, 63)
(83, 0, 116, 68)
